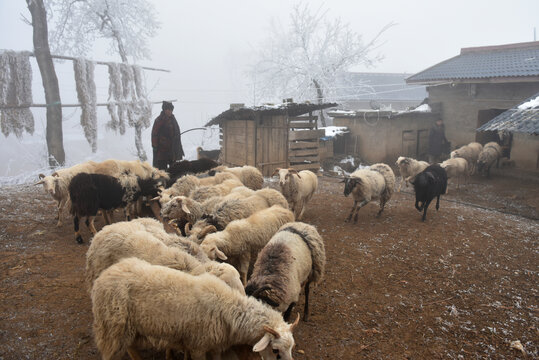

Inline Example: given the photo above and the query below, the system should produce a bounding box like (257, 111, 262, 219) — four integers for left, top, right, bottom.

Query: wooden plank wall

(256, 115, 288, 176)
(288, 115, 324, 172)
(222, 120, 256, 167)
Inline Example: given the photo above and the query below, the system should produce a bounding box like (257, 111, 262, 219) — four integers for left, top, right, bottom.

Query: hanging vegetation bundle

(74, 58, 97, 152)
(106, 62, 125, 134)
(0, 51, 34, 138)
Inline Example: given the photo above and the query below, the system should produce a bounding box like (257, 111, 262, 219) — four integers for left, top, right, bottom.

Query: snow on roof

(517, 95, 539, 110)
(409, 104, 431, 112)
(321, 126, 349, 137)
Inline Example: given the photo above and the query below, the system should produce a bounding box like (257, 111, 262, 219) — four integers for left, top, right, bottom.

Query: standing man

(428, 118, 449, 163)
(151, 101, 184, 170)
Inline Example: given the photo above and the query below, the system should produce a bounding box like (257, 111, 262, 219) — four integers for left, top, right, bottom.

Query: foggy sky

(0, 0, 538, 178)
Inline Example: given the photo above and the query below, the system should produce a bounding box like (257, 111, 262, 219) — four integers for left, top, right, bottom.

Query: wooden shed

(205, 102, 337, 176)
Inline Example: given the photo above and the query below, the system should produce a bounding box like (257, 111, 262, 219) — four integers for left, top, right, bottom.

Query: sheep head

(200, 241, 227, 261)
(253, 314, 299, 360)
(343, 177, 361, 197)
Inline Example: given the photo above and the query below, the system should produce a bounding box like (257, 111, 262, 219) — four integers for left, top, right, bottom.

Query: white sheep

(211, 165, 264, 190)
(440, 157, 469, 191)
(343, 163, 395, 222)
(92, 257, 299, 360)
(246, 222, 326, 322)
(394, 156, 429, 192)
(200, 205, 295, 285)
(450, 142, 483, 175)
(189, 178, 244, 203)
(189, 187, 289, 236)
(272, 168, 318, 220)
(86, 223, 244, 294)
(477, 142, 502, 177)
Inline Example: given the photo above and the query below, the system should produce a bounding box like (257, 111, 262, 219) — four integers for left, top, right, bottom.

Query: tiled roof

(336, 72, 427, 100)
(206, 102, 337, 126)
(407, 42, 539, 83)
(477, 92, 539, 135)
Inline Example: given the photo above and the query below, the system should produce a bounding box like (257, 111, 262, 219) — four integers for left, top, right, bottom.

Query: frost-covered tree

(46, 0, 160, 62)
(250, 3, 393, 126)
(26, 0, 66, 166)
(46, 0, 160, 160)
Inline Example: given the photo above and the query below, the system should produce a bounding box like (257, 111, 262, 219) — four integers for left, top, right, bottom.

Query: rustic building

(477, 92, 539, 168)
(407, 41, 539, 169)
(206, 102, 336, 176)
(328, 107, 439, 164)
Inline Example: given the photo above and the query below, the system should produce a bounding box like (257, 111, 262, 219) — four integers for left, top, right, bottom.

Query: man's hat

(162, 101, 174, 111)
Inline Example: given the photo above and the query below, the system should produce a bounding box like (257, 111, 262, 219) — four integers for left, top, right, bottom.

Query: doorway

(476, 109, 506, 145)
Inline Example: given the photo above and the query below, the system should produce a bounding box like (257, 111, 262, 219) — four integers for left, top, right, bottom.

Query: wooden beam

(289, 155, 320, 163)
(289, 129, 324, 141)
(288, 163, 320, 171)
(289, 141, 319, 149)
(289, 148, 319, 157)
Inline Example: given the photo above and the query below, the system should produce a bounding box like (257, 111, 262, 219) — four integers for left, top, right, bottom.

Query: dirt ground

(0, 170, 538, 359)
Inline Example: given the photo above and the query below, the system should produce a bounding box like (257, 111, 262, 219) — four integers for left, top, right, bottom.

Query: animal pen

(206, 102, 337, 176)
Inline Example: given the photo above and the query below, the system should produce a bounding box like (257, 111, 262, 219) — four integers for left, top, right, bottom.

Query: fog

(0, 0, 537, 182)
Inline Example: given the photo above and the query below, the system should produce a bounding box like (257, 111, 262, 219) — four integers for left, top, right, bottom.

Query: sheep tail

(370, 163, 396, 200)
(279, 222, 326, 285)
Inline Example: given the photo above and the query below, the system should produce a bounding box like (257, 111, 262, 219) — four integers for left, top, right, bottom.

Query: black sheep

(197, 146, 221, 161)
(411, 164, 448, 221)
(167, 158, 219, 185)
(68, 172, 163, 244)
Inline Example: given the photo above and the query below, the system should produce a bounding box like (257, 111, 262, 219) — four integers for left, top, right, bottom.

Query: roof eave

(407, 76, 539, 85)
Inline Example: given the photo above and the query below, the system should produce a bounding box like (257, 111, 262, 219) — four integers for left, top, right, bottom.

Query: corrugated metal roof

(206, 102, 337, 126)
(407, 42, 539, 83)
(477, 92, 539, 135)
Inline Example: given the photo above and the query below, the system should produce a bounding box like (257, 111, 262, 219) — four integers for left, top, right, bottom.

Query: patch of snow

(517, 95, 539, 110)
(410, 104, 431, 112)
(321, 126, 349, 137)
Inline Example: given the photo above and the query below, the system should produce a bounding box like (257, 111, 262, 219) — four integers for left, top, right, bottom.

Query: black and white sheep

(273, 168, 318, 220)
(34, 160, 98, 226)
(246, 222, 326, 322)
(92, 257, 299, 360)
(410, 164, 448, 221)
(68, 172, 163, 243)
(342, 163, 395, 222)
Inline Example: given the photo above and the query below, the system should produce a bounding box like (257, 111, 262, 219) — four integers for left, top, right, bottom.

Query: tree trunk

(312, 79, 326, 127)
(27, 0, 65, 166)
(134, 123, 147, 161)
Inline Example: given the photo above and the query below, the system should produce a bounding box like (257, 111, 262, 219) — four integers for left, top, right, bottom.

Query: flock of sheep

(35, 158, 324, 360)
(33, 139, 504, 359)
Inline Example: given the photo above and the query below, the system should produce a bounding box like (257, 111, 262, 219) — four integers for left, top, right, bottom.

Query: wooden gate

(256, 116, 288, 177)
(288, 115, 324, 172)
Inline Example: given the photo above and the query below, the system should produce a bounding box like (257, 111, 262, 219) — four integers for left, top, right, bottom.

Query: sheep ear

(151, 196, 160, 201)
(38, 173, 46, 179)
(180, 201, 191, 214)
(271, 168, 281, 177)
(215, 247, 227, 261)
(34, 179, 45, 185)
(253, 333, 272, 353)
(51, 172, 59, 177)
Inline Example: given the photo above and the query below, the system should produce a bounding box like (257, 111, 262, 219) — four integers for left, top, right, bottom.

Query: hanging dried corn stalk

(0, 51, 34, 138)
(106, 62, 125, 134)
(73, 58, 97, 152)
